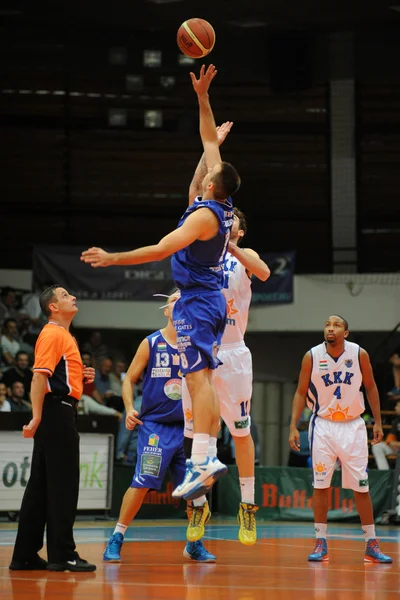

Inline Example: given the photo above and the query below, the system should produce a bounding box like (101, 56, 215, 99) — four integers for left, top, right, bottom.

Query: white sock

(208, 436, 217, 458)
(314, 523, 327, 539)
(191, 433, 210, 464)
(239, 477, 255, 504)
(193, 495, 207, 507)
(114, 522, 127, 537)
(362, 524, 376, 542)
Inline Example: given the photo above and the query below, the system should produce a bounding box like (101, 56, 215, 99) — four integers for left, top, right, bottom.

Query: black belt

(45, 394, 79, 409)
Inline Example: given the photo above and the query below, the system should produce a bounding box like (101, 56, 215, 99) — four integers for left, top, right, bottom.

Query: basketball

(177, 18, 215, 59)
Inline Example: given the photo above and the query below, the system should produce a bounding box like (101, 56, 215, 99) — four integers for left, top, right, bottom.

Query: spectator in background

(95, 357, 124, 412)
(372, 400, 400, 469)
(0, 382, 11, 412)
(2, 351, 33, 400)
(82, 331, 109, 368)
(8, 381, 31, 412)
(109, 359, 127, 396)
(79, 351, 122, 419)
(21, 286, 47, 326)
(1, 319, 21, 366)
(388, 347, 400, 397)
(81, 351, 103, 403)
(0, 288, 20, 324)
(81, 351, 93, 368)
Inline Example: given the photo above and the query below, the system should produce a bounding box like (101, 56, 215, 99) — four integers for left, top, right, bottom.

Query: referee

(10, 285, 96, 572)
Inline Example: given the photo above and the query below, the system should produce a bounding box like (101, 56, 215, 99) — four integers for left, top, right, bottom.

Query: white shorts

(182, 341, 253, 438)
(310, 415, 369, 492)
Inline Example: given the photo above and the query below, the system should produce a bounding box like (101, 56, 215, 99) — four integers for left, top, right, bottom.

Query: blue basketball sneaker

(103, 533, 124, 562)
(183, 541, 216, 563)
(172, 457, 227, 501)
(308, 538, 329, 562)
(364, 539, 393, 563)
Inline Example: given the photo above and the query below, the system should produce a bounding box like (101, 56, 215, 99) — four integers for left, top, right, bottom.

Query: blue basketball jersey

(171, 196, 234, 292)
(140, 330, 183, 424)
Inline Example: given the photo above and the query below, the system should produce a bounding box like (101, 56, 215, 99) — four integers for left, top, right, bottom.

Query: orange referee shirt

(33, 322, 83, 401)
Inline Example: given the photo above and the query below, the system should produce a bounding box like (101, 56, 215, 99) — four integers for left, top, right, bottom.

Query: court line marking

(1, 560, 397, 573)
(257, 539, 400, 555)
(1, 576, 398, 592)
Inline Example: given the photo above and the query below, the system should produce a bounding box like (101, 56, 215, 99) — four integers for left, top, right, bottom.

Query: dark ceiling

(2, 0, 400, 34)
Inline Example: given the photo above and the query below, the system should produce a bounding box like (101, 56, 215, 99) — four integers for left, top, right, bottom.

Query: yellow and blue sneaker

(308, 538, 329, 562)
(187, 500, 211, 542)
(103, 532, 124, 562)
(364, 539, 393, 563)
(183, 541, 216, 563)
(238, 502, 258, 546)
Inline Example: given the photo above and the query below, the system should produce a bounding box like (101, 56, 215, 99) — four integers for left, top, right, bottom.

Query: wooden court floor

(1, 521, 399, 599)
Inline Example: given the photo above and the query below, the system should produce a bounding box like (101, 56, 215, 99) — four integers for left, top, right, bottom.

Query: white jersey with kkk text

(307, 340, 364, 421)
(221, 251, 251, 345)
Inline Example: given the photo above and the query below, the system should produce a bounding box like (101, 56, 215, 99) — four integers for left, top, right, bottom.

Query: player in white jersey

(289, 315, 392, 564)
(183, 206, 270, 546)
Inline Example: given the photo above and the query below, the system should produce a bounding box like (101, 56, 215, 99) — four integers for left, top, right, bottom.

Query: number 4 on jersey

(333, 385, 341, 400)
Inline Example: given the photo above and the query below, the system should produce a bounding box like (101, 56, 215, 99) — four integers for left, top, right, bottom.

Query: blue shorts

(131, 420, 186, 491)
(173, 290, 227, 375)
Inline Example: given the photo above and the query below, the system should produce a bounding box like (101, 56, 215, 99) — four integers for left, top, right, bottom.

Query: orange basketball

(177, 18, 215, 59)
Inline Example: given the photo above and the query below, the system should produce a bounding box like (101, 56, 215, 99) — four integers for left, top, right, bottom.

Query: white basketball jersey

(221, 251, 252, 345)
(307, 341, 365, 420)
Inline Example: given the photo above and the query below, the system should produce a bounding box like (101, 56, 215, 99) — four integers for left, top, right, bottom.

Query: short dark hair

(3, 318, 17, 329)
(16, 350, 29, 360)
(1, 286, 15, 298)
(40, 284, 62, 317)
(212, 162, 241, 200)
(11, 380, 24, 390)
(234, 207, 247, 236)
(333, 315, 349, 331)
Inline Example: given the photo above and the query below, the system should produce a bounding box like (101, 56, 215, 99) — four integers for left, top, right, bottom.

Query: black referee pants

(12, 395, 80, 564)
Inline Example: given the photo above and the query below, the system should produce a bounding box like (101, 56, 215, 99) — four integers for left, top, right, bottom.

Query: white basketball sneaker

(172, 457, 228, 501)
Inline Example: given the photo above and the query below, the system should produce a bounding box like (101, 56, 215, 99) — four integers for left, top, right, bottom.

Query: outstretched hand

(189, 64, 217, 96)
(81, 247, 112, 268)
(217, 121, 233, 146)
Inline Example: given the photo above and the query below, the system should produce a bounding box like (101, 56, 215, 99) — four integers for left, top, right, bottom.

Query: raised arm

(122, 338, 149, 429)
(81, 208, 219, 268)
(289, 352, 312, 451)
(190, 65, 221, 170)
(189, 122, 233, 206)
(228, 244, 270, 281)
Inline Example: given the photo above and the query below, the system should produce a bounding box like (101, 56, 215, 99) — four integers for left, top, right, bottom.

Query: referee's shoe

(47, 554, 96, 572)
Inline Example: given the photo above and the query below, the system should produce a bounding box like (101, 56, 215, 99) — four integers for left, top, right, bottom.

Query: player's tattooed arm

(188, 122, 233, 206)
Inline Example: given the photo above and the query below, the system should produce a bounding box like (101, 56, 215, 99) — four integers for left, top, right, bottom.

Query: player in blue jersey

(81, 64, 241, 500)
(103, 291, 215, 563)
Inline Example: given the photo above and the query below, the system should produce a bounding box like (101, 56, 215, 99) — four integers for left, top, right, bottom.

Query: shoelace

(178, 463, 195, 488)
(367, 539, 380, 552)
(109, 536, 122, 552)
(192, 540, 204, 553)
(242, 508, 256, 531)
(190, 506, 205, 527)
(315, 540, 325, 552)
